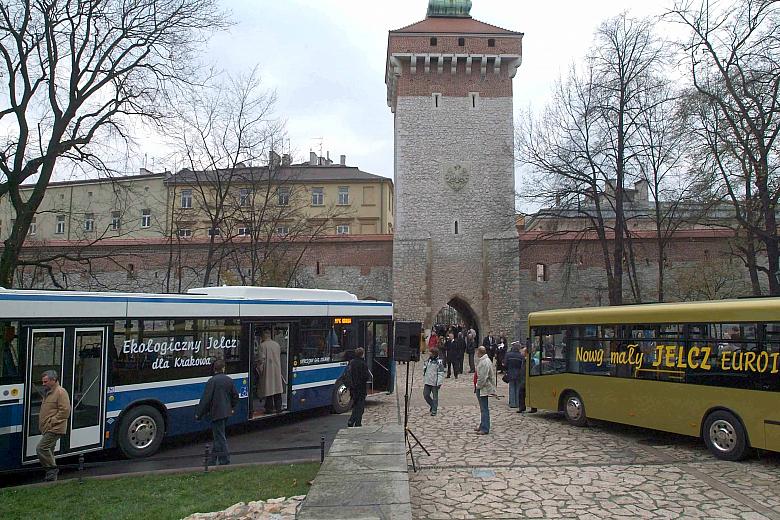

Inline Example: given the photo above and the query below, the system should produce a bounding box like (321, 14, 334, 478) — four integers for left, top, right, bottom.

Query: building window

(430, 37, 437, 46)
(488, 38, 496, 47)
(338, 186, 349, 205)
(180, 189, 192, 209)
(336, 224, 350, 235)
(278, 187, 290, 206)
(432, 93, 441, 108)
(454, 220, 459, 235)
(276, 226, 290, 236)
(84, 213, 95, 232)
(208, 227, 221, 237)
(536, 263, 548, 282)
(178, 228, 192, 238)
(141, 209, 151, 228)
(55, 215, 65, 235)
(239, 188, 251, 207)
(111, 211, 121, 231)
(458, 37, 465, 46)
(29, 217, 36, 236)
(238, 226, 251, 236)
(311, 187, 324, 206)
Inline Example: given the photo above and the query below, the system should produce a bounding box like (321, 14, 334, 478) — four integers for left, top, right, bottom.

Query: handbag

(502, 373, 509, 383)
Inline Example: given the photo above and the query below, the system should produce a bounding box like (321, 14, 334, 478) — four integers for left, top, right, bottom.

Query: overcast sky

(145, 0, 676, 189)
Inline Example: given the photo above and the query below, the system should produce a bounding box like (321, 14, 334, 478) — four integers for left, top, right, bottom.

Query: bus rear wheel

(703, 410, 749, 461)
(331, 380, 353, 414)
(563, 392, 587, 427)
(117, 405, 165, 458)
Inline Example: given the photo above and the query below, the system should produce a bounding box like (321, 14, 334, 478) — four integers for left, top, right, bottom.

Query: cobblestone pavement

(363, 360, 780, 519)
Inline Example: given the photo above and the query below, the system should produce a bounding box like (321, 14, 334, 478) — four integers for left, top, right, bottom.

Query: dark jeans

(477, 389, 490, 433)
(446, 358, 458, 378)
(467, 352, 475, 372)
(349, 395, 366, 426)
(210, 418, 230, 465)
(423, 384, 439, 414)
(265, 393, 282, 413)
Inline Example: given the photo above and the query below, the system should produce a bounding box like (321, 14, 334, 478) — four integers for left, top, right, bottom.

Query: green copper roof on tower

(427, 0, 472, 18)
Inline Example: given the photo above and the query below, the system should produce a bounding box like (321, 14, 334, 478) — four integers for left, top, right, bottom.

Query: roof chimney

(309, 151, 317, 166)
(268, 150, 281, 168)
(340, 155, 346, 166)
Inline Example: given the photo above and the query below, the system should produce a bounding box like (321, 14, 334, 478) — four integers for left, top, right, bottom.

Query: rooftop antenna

(311, 137, 323, 158)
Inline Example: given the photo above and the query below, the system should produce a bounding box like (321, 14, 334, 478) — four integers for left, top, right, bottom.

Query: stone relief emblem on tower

(445, 164, 469, 191)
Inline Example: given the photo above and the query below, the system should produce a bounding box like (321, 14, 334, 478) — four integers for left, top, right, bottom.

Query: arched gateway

(388, 1, 523, 337)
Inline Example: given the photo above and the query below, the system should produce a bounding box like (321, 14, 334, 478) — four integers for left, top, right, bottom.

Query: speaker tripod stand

(402, 359, 429, 472)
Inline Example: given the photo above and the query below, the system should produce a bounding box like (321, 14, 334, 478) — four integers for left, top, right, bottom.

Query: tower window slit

(455, 221, 459, 235)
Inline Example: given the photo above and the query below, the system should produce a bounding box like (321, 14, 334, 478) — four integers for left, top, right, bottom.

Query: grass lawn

(0, 463, 319, 520)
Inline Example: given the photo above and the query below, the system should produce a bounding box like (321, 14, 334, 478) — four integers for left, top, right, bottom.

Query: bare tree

(518, 14, 667, 305)
(670, 0, 780, 294)
(0, 0, 228, 287)
(635, 83, 707, 301)
(228, 162, 354, 287)
(167, 68, 281, 287)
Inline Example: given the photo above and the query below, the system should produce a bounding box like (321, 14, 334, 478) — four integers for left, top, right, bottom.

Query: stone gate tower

(387, 0, 523, 335)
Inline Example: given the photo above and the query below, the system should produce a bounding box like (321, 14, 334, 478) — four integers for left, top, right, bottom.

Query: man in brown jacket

(37, 370, 71, 481)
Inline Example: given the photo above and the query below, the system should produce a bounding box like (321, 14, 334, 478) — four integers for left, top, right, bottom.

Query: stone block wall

(392, 94, 519, 335)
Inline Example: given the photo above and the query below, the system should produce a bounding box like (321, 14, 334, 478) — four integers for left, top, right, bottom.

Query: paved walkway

(298, 423, 411, 519)
(363, 360, 780, 520)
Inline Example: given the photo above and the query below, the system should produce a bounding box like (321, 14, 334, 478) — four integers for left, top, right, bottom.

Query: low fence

(0, 436, 326, 484)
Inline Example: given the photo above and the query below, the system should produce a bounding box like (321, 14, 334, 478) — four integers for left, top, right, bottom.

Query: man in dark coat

(346, 347, 371, 427)
(444, 332, 456, 378)
(483, 332, 497, 361)
(465, 329, 477, 373)
(196, 359, 239, 465)
(454, 332, 467, 377)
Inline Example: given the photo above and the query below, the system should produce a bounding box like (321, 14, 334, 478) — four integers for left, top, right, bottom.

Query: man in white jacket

(422, 347, 446, 416)
(475, 346, 496, 434)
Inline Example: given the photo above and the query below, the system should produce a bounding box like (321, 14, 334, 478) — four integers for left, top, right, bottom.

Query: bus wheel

(703, 410, 749, 461)
(118, 405, 165, 458)
(331, 381, 352, 414)
(563, 392, 587, 427)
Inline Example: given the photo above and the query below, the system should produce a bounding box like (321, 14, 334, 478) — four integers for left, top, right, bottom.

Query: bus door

(23, 326, 107, 462)
(361, 320, 392, 393)
(249, 323, 291, 418)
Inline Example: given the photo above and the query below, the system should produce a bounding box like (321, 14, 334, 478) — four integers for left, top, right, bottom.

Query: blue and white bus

(0, 286, 393, 470)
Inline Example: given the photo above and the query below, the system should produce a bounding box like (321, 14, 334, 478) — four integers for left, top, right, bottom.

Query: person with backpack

(423, 347, 446, 416)
(345, 347, 371, 427)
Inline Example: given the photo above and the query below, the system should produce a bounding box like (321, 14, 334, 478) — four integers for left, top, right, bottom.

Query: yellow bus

(526, 298, 780, 460)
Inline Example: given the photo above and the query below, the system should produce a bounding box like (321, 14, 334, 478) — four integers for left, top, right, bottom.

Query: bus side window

(540, 328, 566, 375)
(529, 329, 541, 376)
(0, 321, 21, 384)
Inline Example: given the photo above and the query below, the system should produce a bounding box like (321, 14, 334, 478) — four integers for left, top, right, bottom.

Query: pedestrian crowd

(422, 324, 535, 435)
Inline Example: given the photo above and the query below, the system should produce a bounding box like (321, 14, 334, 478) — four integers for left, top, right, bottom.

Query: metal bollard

(320, 436, 325, 464)
(204, 444, 211, 474)
(78, 454, 85, 484)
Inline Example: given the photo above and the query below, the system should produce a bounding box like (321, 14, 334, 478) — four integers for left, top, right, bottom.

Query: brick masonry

(16, 230, 758, 342)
